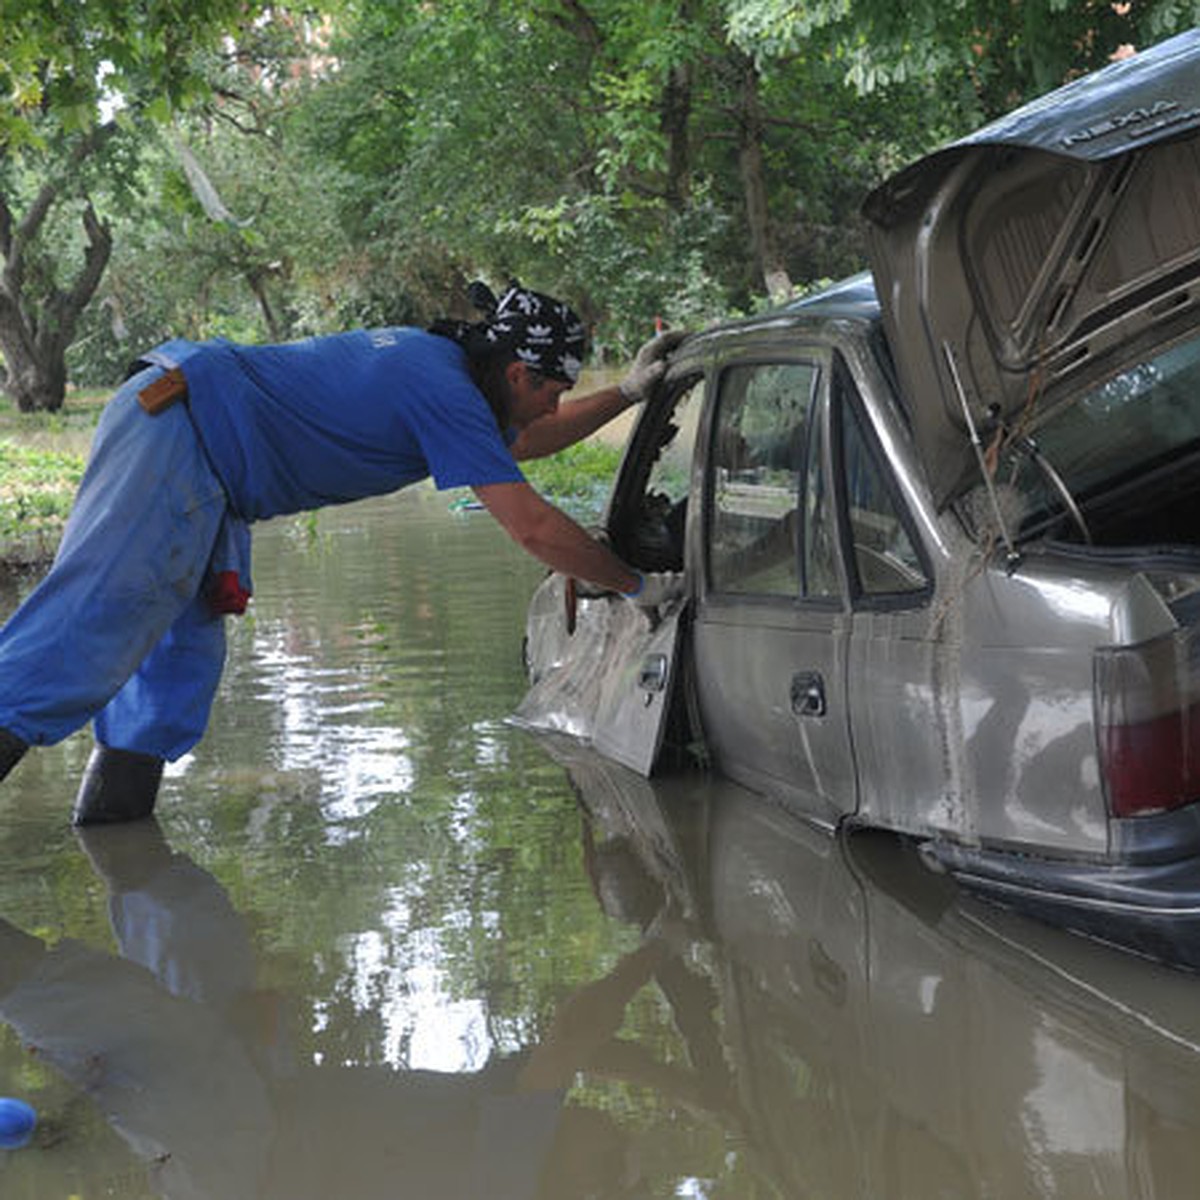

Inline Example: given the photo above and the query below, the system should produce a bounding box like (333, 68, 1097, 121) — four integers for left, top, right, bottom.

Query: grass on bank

(0, 440, 86, 564)
(0, 389, 104, 569)
(521, 439, 623, 517)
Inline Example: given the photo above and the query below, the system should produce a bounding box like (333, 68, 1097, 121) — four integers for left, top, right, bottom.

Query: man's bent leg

(0, 377, 226, 750)
(74, 593, 228, 825)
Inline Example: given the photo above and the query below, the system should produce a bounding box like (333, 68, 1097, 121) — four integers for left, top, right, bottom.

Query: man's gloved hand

(625, 571, 686, 608)
(618, 330, 687, 405)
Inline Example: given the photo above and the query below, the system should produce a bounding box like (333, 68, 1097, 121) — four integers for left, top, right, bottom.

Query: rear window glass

(1002, 333, 1200, 533)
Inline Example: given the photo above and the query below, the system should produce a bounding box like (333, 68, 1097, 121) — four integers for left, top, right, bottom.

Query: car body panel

(692, 597, 856, 827)
(863, 29, 1200, 507)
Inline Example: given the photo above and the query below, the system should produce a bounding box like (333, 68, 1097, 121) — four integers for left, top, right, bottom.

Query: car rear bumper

(922, 838, 1200, 969)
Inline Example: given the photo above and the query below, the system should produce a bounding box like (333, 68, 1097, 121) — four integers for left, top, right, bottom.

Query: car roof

(676, 272, 881, 355)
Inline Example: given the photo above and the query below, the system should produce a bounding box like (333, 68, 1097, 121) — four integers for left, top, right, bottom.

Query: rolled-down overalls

(0, 328, 527, 761)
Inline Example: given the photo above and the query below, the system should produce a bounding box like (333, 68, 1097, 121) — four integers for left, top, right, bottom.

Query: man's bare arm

(508, 384, 630, 461)
(473, 481, 640, 593)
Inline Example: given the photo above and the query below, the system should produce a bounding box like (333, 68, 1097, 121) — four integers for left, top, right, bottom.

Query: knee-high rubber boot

(72, 745, 164, 826)
(0, 728, 27, 783)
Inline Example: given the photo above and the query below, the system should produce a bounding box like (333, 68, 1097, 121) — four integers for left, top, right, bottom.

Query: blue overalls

(0, 367, 243, 758)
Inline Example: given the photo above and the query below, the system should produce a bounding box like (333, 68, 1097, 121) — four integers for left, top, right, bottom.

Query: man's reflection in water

(0, 826, 275, 1199)
(0, 819, 707, 1199)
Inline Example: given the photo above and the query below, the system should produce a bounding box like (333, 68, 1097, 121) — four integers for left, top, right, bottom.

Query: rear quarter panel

(854, 545, 1176, 858)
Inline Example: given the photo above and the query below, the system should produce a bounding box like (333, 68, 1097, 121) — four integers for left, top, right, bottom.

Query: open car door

(513, 365, 705, 775)
(513, 578, 687, 775)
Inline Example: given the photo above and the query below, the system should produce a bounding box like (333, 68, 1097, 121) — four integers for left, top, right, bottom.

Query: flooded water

(3, 488, 1200, 1198)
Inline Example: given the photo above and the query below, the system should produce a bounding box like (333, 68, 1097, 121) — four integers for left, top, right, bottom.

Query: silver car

(518, 30, 1200, 961)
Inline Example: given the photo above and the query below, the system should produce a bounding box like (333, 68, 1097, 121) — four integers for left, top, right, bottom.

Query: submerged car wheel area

(517, 30, 1200, 968)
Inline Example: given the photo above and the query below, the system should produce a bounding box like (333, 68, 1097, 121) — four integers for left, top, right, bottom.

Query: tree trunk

(0, 128, 115, 411)
(734, 54, 792, 304)
(661, 58, 693, 211)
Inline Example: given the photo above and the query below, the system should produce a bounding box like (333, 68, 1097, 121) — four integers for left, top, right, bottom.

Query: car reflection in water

(546, 734, 1200, 1200)
(3, 758, 1200, 1198)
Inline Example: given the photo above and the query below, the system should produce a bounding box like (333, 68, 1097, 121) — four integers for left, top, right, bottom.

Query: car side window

(837, 371, 928, 598)
(643, 377, 703, 509)
(612, 375, 704, 573)
(709, 362, 815, 597)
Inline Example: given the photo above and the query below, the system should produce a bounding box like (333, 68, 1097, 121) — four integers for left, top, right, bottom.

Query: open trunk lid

(863, 30, 1200, 509)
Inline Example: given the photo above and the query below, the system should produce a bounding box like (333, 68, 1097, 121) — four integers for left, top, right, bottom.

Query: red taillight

(1095, 628, 1200, 818)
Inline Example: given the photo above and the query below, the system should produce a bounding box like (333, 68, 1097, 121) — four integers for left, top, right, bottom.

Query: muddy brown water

(2, 487, 1200, 1198)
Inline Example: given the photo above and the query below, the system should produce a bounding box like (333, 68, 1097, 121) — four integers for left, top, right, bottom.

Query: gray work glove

(618, 329, 687, 404)
(626, 571, 686, 608)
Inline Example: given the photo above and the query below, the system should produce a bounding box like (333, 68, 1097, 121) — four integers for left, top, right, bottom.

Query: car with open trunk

(516, 30, 1200, 965)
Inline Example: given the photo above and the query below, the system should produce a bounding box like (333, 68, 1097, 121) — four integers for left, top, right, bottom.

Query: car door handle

(639, 653, 669, 694)
(791, 671, 826, 718)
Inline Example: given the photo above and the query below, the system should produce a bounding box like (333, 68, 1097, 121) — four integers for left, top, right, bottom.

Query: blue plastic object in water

(0, 1097, 37, 1149)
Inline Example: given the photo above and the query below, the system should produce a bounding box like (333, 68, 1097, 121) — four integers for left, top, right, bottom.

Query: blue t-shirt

(141, 329, 525, 520)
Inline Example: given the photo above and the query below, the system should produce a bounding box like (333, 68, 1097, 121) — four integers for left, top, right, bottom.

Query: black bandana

(431, 281, 586, 384)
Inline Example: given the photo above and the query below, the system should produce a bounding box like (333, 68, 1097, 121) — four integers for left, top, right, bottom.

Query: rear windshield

(999, 332, 1200, 539)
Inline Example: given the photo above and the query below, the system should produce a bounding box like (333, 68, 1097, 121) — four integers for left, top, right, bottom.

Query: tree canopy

(2, 0, 1198, 407)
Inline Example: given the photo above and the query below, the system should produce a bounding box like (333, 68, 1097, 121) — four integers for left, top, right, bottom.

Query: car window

(709, 362, 815, 597)
(837, 373, 928, 598)
(612, 376, 703, 572)
(644, 378, 703, 507)
(1000, 333, 1200, 538)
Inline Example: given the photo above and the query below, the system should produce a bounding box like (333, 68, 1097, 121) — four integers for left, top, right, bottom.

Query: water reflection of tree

(0, 821, 718, 1197)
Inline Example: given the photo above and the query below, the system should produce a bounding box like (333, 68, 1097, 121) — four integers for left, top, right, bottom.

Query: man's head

(482, 281, 586, 386)
(431, 280, 586, 427)
(503, 359, 573, 430)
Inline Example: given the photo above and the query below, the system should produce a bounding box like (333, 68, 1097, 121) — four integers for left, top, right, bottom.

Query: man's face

(506, 361, 571, 429)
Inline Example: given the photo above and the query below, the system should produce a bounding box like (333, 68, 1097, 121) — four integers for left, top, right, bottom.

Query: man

(0, 282, 683, 823)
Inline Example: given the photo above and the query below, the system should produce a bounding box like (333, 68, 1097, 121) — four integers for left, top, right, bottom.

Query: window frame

(702, 350, 842, 609)
(830, 355, 934, 611)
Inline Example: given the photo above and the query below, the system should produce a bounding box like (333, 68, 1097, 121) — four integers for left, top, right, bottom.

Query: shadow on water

(2, 489, 1200, 1197)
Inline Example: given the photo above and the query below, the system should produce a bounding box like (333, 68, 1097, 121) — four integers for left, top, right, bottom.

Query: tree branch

(0, 193, 12, 262)
(548, 0, 604, 53)
(6, 123, 117, 296)
(36, 203, 112, 359)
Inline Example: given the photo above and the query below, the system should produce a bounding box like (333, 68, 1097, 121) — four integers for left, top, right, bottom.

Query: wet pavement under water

(2, 488, 1200, 1198)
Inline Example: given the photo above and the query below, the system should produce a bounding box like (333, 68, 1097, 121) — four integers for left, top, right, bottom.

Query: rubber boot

(72, 745, 164, 826)
(0, 727, 27, 783)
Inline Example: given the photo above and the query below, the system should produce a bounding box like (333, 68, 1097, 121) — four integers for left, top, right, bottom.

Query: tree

(287, 0, 929, 350)
(0, 127, 115, 408)
(0, 0, 270, 409)
(726, 0, 1200, 121)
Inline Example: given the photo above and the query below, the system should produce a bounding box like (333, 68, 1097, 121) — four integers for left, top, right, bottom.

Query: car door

(515, 370, 705, 775)
(690, 349, 859, 826)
